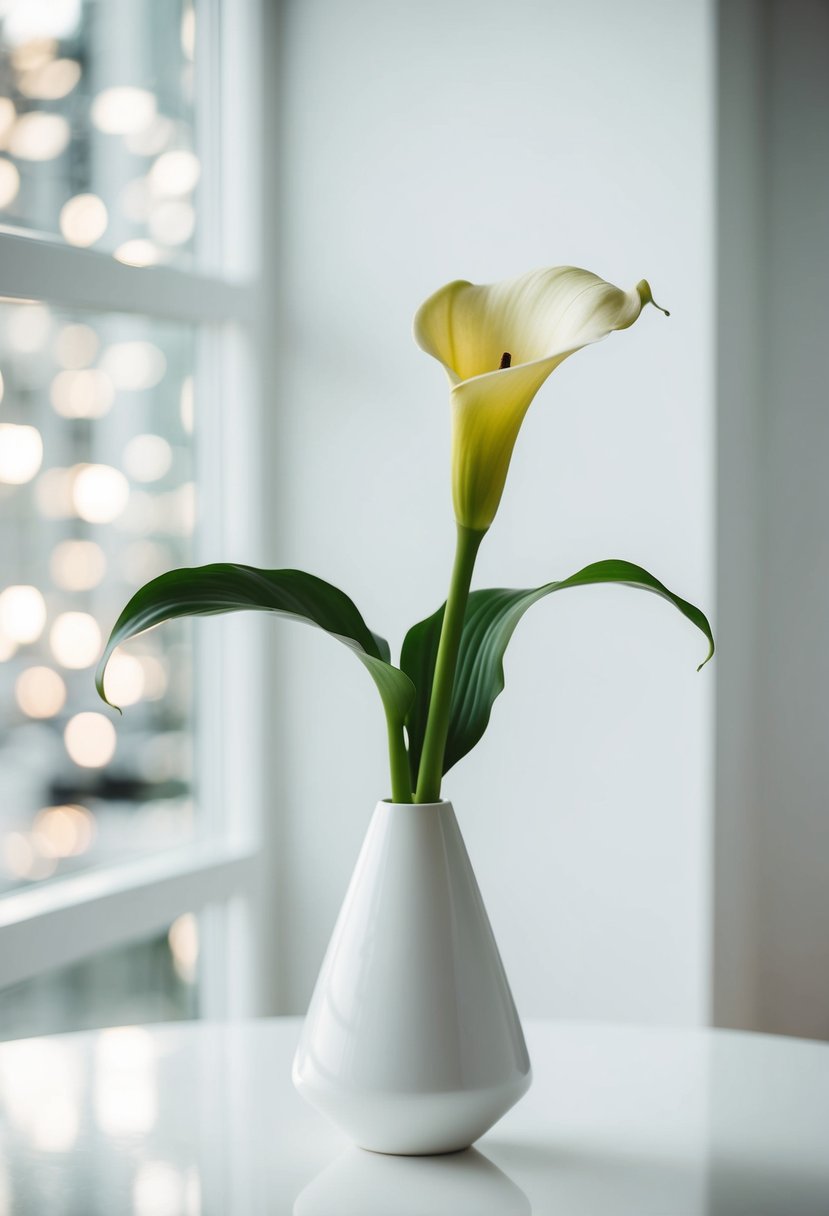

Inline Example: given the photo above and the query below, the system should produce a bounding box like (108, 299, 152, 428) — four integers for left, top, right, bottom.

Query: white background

(268, 0, 714, 1023)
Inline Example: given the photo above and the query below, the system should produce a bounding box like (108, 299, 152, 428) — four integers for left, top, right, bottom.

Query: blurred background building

(0, 0, 826, 1055)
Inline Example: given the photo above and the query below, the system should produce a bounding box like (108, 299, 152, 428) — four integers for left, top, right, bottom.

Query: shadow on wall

(715, 0, 829, 1041)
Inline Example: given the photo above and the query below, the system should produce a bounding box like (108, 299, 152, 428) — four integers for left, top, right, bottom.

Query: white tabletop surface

(0, 1018, 827, 1214)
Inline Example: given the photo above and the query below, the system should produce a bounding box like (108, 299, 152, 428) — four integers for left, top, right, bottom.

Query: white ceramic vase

(292, 800, 531, 1155)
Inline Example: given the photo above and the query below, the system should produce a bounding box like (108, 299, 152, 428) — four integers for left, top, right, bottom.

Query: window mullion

(0, 844, 257, 990)
(0, 230, 256, 325)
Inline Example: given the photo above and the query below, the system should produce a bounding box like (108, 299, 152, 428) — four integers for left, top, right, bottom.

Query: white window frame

(0, 0, 275, 1019)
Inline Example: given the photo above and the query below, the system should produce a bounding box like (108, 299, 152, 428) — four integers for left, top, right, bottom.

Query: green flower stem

(415, 524, 485, 802)
(386, 713, 413, 803)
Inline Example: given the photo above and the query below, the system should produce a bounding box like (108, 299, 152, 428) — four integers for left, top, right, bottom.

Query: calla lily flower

(97, 261, 709, 812)
(414, 267, 667, 531)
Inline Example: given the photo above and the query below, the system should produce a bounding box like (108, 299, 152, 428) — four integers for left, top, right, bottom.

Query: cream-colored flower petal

(414, 266, 663, 383)
(415, 267, 666, 530)
(450, 355, 566, 530)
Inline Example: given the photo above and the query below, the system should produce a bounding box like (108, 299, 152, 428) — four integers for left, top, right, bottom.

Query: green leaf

(401, 559, 714, 783)
(96, 563, 415, 723)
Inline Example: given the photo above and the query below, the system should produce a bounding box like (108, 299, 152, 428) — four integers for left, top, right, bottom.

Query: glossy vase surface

(292, 800, 531, 1155)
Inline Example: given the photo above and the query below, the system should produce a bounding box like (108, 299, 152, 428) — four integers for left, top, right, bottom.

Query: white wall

(269, 0, 714, 1023)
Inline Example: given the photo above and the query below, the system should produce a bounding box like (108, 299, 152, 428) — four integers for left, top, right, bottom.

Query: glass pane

(0, 912, 199, 1039)
(0, 0, 199, 267)
(0, 298, 197, 894)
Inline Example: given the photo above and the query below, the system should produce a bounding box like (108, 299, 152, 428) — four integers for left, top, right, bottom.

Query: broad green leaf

(96, 563, 415, 723)
(401, 559, 714, 783)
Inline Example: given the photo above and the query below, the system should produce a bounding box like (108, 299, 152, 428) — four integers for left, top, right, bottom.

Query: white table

(0, 1019, 827, 1214)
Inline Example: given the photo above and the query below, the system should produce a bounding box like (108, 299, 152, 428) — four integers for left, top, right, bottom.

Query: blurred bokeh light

(0, 299, 196, 897)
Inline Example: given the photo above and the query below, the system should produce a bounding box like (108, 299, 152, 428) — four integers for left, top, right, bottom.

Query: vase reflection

(294, 1144, 530, 1216)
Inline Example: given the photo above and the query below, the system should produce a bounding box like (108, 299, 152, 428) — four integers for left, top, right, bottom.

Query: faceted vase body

(292, 801, 531, 1155)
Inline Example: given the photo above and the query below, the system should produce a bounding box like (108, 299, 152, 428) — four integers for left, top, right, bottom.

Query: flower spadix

(414, 267, 668, 531)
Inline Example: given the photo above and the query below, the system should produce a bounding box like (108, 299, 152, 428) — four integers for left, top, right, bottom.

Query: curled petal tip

(636, 279, 670, 317)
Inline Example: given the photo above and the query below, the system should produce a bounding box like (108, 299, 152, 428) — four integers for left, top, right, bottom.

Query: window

(0, 0, 268, 1031)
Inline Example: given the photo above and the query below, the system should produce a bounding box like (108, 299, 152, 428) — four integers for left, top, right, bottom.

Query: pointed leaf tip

(697, 648, 715, 673)
(94, 665, 123, 715)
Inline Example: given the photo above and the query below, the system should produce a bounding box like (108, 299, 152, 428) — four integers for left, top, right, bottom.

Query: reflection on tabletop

(293, 1145, 530, 1216)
